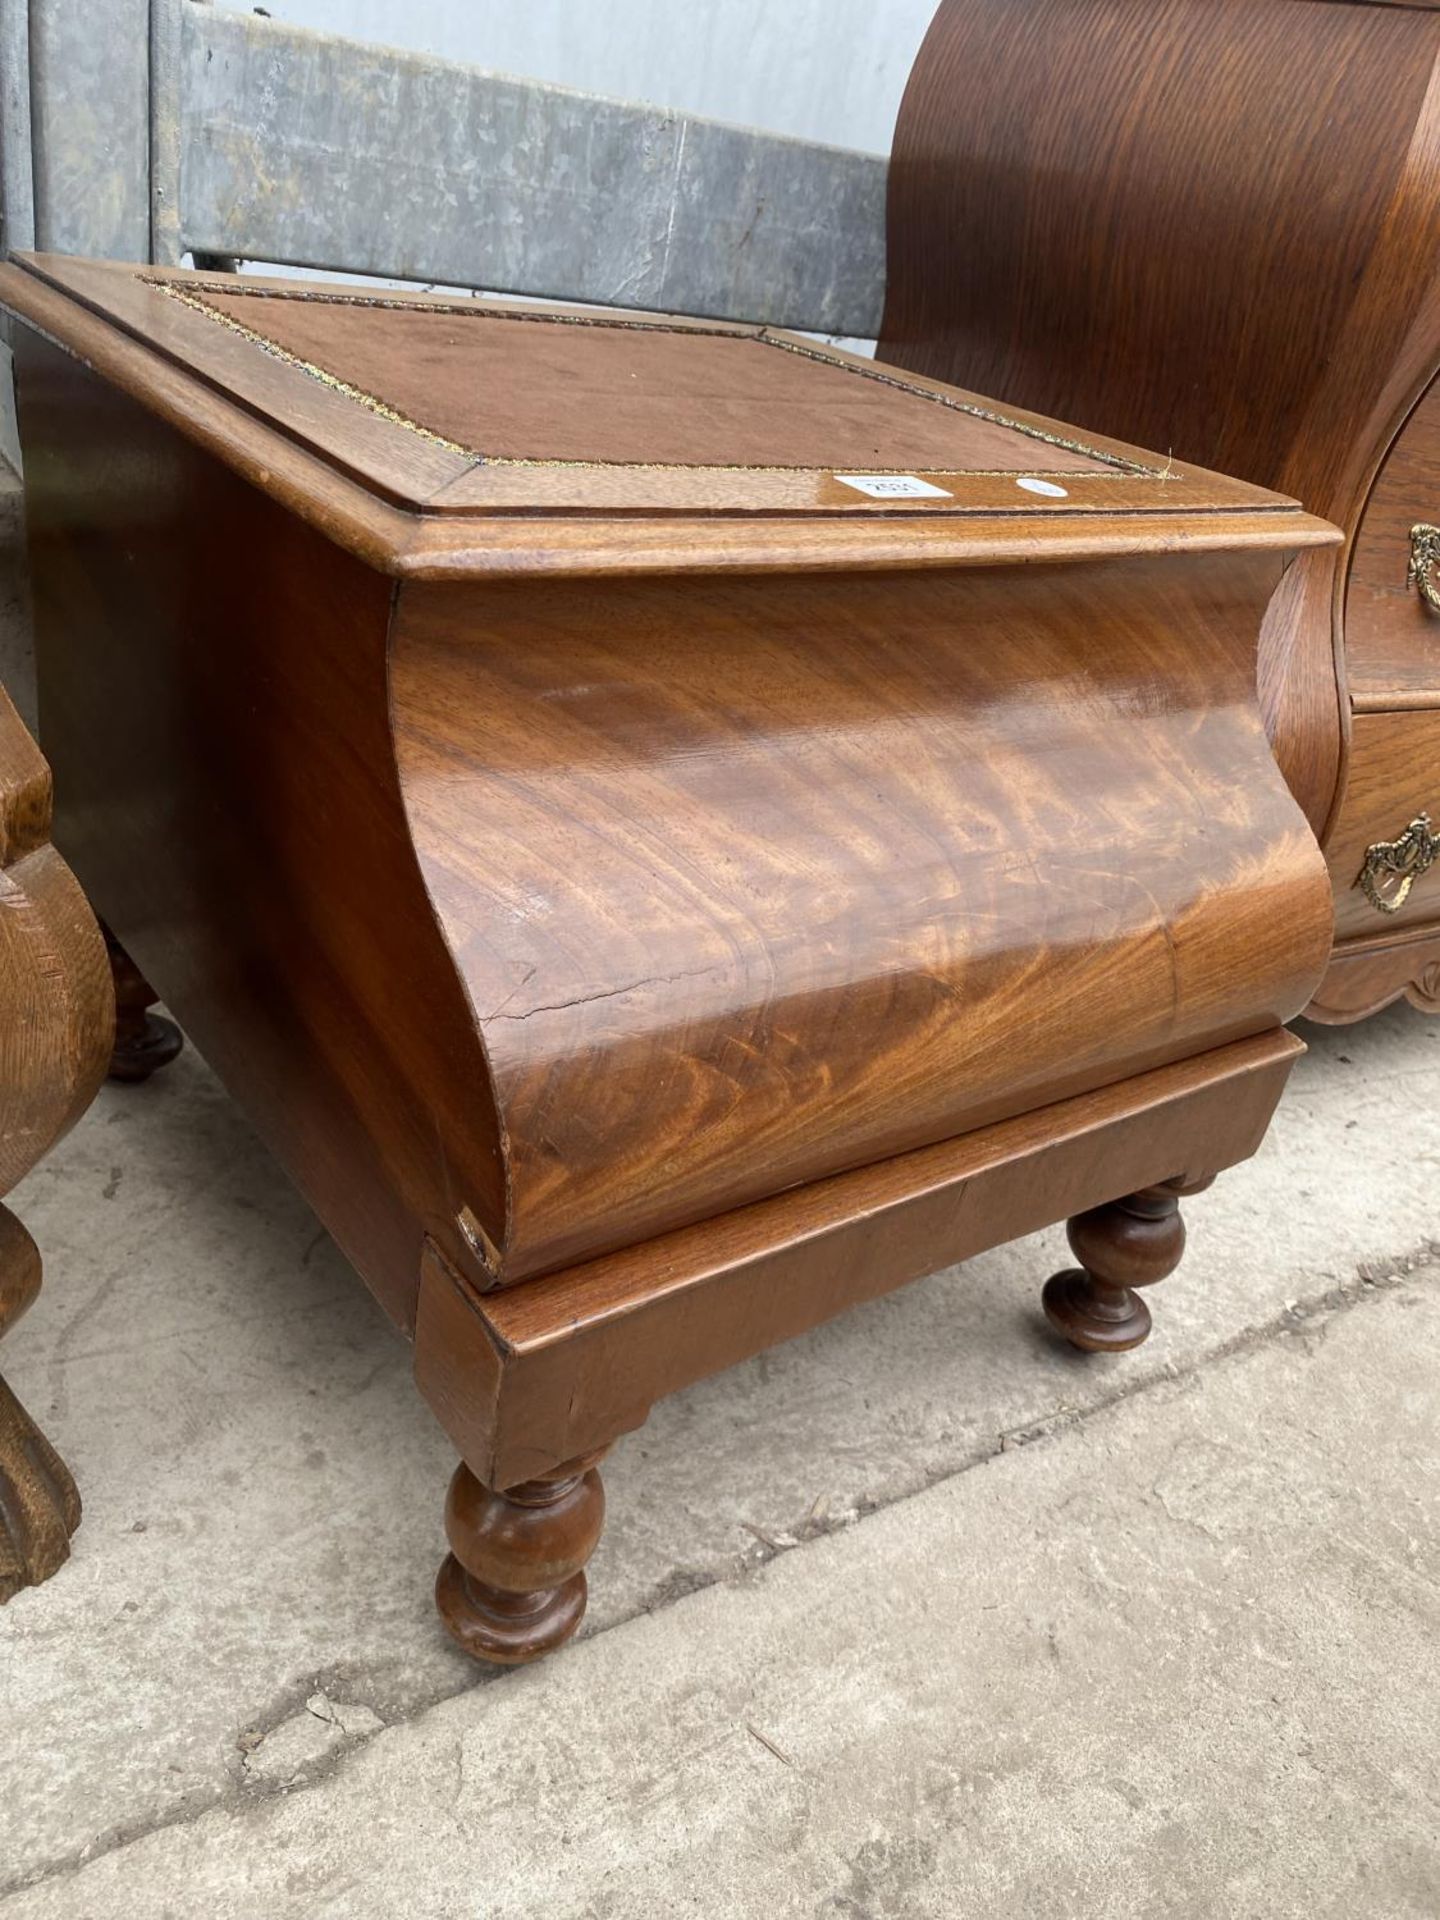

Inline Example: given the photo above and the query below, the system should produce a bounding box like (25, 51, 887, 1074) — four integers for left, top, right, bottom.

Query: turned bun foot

(0, 1207, 81, 1601)
(1044, 1178, 1210, 1353)
(109, 1009, 184, 1084)
(1042, 1264, 1155, 1352)
(104, 931, 183, 1083)
(436, 1448, 609, 1666)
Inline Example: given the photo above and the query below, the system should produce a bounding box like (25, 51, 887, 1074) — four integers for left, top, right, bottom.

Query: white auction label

(834, 473, 954, 500)
(1016, 477, 1070, 498)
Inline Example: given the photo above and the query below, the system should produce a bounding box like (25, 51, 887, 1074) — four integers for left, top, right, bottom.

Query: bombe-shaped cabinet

(879, 0, 1440, 1023)
(1, 254, 1335, 1661)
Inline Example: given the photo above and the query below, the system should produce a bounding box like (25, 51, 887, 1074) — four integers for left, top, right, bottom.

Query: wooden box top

(1, 254, 1335, 578)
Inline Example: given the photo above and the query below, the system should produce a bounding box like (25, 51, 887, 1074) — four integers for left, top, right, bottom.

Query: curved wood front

(879, 0, 1440, 511)
(0, 684, 111, 1193)
(394, 551, 1332, 1282)
(878, 0, 1440, 841)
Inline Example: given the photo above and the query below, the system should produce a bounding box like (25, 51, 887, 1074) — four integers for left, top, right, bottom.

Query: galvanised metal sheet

(177, 6, 888, 334)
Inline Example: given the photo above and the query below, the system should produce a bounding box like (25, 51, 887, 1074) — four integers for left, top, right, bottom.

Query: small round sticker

(1016, 477, 1069, 498)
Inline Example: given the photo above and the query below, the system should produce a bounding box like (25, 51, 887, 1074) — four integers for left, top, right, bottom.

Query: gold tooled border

(146, 278, 1163, 479)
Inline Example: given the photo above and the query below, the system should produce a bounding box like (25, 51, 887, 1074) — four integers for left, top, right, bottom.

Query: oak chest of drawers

(1, 253, 1334, 1659)
(880, 0, 1440, 1023)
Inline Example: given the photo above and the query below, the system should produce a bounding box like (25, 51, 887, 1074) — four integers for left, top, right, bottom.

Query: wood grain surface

(394, 551, 1332, 1281)
(3, 257, 1340, 1654)
(1326, 710, 1440, 937)
(0, 682, 111, 1192)
(0, 681, 110, 1599)
(880, 0, 1440, 507)
(7, 268, 1337, 1292)
(5, 253, 1292, 522)
(1306, 924, 1440, 1022)
(0, 259, 1332, 579)
(878, 0, 1440, 851)
(416, 1030, 1301, 1489)
(14, 331, 503, 1330)
(0, 1205, 83, 1602)
(1347, 369, 1440, 708)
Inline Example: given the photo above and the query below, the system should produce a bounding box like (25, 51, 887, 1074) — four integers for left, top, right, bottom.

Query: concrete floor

(0, 1001, 1436, 1915)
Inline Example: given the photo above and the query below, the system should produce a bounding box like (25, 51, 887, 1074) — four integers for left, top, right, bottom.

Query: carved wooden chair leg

(435, 1446, 610, 1666)
(104, 928, 183, 1083)
(0, 1204, 81, 1602)
(1042, 1175, 1215, 1353)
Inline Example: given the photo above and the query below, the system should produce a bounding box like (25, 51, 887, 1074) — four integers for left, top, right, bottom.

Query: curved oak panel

(394, 553, 1331, 1279)
(878, 0, 1440, 846)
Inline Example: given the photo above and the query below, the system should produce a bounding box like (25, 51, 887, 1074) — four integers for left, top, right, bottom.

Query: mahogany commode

(1, 254, 1337, 1661)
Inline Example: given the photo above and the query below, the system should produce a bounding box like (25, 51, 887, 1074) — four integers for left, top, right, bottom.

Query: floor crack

(5, 1240, 1435, 1899)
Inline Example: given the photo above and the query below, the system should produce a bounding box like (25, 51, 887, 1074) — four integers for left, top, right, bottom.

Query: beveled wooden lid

(1, 253, 1337, 577)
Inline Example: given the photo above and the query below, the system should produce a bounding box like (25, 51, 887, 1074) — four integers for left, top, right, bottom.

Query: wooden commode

(0, 253, 1337, 1661)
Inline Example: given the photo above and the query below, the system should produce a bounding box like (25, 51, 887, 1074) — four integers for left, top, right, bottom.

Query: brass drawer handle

(1357, 812, 1438, 915)
(1408, 524, 1440, 613)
